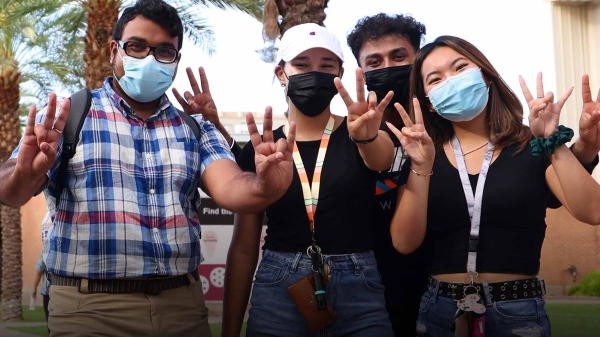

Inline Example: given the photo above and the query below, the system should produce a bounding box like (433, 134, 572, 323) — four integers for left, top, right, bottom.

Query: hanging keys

(323, 263, 331, 283)
(308, 244, 327, 310)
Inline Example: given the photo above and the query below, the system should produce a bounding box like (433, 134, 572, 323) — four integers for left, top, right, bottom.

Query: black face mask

(286, 71, 338, 117)
(365, 65, 411, 111)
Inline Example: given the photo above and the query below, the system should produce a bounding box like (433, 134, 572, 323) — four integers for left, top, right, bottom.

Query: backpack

(54, 88, 202, 204)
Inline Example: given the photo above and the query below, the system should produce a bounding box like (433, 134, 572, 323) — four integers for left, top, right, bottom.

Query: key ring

(468, 271, 479, 286)
(306, 244, 321, 258)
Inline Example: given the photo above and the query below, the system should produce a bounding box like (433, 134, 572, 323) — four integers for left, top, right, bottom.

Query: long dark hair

(409, 35, 531, 151)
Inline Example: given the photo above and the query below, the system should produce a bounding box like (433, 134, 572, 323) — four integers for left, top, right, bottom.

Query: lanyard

(450, 136, 494, 276)
(287, 117, 335, 245)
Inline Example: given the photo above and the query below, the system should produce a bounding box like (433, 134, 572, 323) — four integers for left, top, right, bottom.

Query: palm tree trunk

(0, 67, 23, 321)
(276, 0, 329, 35)
(83, 0, 121, 90)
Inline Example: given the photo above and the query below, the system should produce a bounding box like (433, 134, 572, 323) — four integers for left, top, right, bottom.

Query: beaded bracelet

(530, 125, 574, 157)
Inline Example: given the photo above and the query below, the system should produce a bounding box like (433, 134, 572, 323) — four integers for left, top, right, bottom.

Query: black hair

(113, 0, 184, 50)
(347, 13, 426, 66)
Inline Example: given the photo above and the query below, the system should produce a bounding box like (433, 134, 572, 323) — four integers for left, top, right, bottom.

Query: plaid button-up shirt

(11, 78, 235, 279)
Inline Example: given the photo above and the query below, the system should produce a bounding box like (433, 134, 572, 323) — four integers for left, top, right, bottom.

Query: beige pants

(48, 275, 211, 337)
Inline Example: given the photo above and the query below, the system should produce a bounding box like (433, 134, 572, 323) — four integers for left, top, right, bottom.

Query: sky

(165, 0, 557, 121)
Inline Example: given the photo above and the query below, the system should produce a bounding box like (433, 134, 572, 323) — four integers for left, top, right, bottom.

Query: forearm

(0, 160, 47, 207)
(390, 169, 431, 254)
(32, 270, 43, 290)
(222, 249, 259, 336)
(222, 214, 262, 337)
(214, 172, 273, 213)
(571, 139, 600, 166)
(357, 130, 395, 171)
(550, 145, 600, 225)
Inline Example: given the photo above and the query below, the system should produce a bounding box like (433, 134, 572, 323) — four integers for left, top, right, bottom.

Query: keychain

(308, 245, 328, 310)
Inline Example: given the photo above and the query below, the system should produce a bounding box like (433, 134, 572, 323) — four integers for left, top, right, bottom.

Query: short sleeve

(237, 141, 257, 173)
(398, 157, 412, 186)
(197, 119, 235, 177)
(35, 254, 44, 271)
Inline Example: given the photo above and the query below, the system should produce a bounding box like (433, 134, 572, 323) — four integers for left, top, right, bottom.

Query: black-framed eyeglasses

(118, 40, 179, 64)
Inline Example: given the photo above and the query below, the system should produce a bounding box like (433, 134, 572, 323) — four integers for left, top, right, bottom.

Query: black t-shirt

(237, 118, 377, 254)
(399, 141, 552, 276)
(372, 124, 429, 307)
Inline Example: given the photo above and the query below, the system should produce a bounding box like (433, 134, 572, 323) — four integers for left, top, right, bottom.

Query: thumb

(40, 142, 57, 165)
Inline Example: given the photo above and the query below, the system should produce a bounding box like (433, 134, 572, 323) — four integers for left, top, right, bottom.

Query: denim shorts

(416, 279, 551, 337)
(246, 249, 394, 337)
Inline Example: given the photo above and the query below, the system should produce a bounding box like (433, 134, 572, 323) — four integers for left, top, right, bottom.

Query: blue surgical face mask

(114, 49, 177, 103)
(427, 67, 489, 122)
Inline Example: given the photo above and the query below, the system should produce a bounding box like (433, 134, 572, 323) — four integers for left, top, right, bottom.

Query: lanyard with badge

(449, 135, 494, 337)
(284, 117, 338, 333)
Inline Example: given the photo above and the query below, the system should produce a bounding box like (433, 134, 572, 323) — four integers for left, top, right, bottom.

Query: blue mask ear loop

(112, 45, 126, 81)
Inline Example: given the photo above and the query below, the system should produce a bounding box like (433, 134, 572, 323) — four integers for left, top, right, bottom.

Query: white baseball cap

(276, 23, 344, 63)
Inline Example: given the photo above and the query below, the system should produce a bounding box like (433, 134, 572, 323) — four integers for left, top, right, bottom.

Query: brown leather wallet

(286, 273, 337, 332)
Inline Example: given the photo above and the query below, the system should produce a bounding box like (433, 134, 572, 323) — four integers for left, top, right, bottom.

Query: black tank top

(237, 119, 377, 254)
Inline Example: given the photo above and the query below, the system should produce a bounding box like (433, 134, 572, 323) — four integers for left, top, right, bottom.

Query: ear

(109, 40, 119, 63)
(275, 65, 287, 86)
(173, 54, 182, 80)
(338, 66, 345, 79)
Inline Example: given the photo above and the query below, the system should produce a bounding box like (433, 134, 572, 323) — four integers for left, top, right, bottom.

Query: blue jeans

(416, 279, 551, 337)
(247, 250, 394, 337)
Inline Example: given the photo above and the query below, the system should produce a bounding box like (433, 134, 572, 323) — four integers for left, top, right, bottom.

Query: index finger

(582, 74, 592, 103)
(412, 97, 424, 125)
(44, 93, 58, 130)
(394, 102, 414, 128)
(24, 105, 37, 137)
(355, 68, 366, 102)
(186, 67, 201, 95)
(519, 75, 534, 102)
(246, 112, 263, 149)
(199, 67, 210, 94)
(334, 77, 354, 107)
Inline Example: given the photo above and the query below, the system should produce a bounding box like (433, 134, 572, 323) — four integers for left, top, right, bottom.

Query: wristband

(349, 132, 379, 145)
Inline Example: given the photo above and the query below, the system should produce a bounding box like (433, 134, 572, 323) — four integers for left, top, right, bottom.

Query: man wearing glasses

(0, 1, 296, 336)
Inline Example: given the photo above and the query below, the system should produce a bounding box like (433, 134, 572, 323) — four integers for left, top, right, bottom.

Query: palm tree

(257, 0, 329, 62)
(262, 0, 329, 40)
(83, 0, 264, 89)
(0, 0, 85, 321)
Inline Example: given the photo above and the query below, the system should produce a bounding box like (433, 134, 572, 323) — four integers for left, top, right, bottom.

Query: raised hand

(335, 68, 394, 141)
(578, 74, 600, 150)
(520, 72, 573, 138)
(386, 98, 435, 169)
(172, 67, 220, 124)
(248, 107, 296, 197)
(17, 93, 69, 178)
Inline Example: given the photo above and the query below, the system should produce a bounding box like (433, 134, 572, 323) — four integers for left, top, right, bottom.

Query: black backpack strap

(54, 88, 92, 207)
(177, 109, 201, 141)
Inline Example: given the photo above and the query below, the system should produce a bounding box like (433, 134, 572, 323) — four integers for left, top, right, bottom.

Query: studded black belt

(49, 269, 199, 295)
(429, 277, 546, 302)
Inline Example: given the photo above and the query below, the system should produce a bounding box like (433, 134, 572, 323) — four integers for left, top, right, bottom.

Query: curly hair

(113, 0, 184, 50)
(347, 13, 426, 66)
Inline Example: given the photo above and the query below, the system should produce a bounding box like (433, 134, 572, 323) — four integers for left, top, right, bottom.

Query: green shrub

(568, 269, 600, 297)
